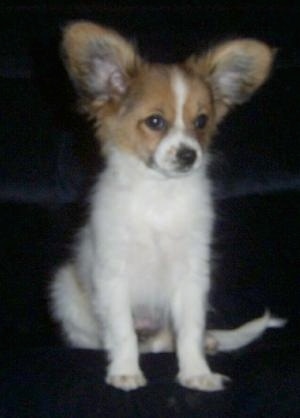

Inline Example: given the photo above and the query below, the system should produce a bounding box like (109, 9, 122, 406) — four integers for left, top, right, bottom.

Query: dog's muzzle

(149, 135, 203, 177)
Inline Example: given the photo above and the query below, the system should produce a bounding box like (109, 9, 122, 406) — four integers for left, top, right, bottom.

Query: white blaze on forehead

(152, 69, 203, 177)
(171, 70, 188, 129)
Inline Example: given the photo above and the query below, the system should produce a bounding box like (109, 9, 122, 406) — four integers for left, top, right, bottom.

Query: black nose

(176, 147, 197, 167)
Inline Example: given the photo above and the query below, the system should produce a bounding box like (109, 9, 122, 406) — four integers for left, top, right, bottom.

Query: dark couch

(1, 3, 299, 417)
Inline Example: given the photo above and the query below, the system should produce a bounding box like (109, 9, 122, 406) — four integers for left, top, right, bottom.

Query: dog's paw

(178, 372, 230, 392)
(106, 373, 147, 391)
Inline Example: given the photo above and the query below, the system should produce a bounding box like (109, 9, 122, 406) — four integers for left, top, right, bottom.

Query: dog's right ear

(61, 21, 140, 103)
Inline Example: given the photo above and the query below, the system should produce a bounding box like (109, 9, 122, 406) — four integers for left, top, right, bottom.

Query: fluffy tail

(208, 310, 287, 352)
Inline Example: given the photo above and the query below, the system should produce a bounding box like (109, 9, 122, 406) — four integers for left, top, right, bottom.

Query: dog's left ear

(186, 39, 276, 121)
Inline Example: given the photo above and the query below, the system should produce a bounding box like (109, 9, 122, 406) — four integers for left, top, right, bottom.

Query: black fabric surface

(1, 343, 299, 418)
(0, 3, 299, 417)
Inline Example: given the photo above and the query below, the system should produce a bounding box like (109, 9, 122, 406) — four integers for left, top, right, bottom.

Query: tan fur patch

(97, 65, 177, 162)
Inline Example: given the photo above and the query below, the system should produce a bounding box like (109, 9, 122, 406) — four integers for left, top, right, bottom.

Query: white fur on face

(172, 69, 187, 129)
(153, 71, 203, 177)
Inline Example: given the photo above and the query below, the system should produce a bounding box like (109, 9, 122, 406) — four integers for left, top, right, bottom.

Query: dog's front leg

(172, 277, 228, 391)
(92, 265, 146, 391)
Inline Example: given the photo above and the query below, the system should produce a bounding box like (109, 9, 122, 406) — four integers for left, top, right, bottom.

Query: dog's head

(62, 21, 275, 177)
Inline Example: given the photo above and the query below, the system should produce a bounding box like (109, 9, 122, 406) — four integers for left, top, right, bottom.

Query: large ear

(61, 21, 140, 103)
(186, 39, 276, 120)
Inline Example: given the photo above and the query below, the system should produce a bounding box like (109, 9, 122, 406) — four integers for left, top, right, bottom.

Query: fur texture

(50, 21, 279, 391)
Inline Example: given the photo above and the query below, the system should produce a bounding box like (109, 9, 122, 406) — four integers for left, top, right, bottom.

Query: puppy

(50, 21, 282, 391)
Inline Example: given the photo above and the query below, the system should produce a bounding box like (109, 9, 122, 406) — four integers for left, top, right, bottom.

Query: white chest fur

(77, 150, 213, 331)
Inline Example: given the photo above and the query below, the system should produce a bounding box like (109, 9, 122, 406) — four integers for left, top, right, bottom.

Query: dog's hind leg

(139, 328, 175, 353)
(50, 263, 101, 349)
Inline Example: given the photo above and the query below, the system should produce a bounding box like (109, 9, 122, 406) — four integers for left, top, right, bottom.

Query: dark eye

(145, 114, 167, 131)
(194, 114, 208, 129)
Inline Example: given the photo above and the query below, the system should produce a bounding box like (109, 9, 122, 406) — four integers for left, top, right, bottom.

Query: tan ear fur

(61, 21, 140, 102)
(186, 39, 276, 121)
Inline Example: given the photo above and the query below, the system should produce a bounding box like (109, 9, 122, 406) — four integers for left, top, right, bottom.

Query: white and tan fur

(50, 22, 284, 391)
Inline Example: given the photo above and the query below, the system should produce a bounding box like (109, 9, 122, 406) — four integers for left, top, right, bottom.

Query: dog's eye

(194, 114, 208, 129)
(145, 114, 167, 131)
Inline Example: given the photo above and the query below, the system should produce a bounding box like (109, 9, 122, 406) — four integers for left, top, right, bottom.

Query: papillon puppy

(50, 21, 283, 391)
